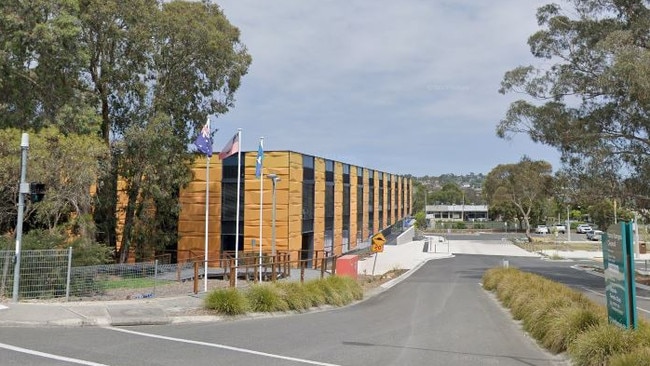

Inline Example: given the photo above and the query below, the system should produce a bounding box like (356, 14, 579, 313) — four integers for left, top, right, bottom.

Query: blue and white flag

(255, 138, 264, 178)
(194, 118, 213, 157)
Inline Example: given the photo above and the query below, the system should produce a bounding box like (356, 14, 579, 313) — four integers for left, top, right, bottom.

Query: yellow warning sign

(371, 233, 386, 253)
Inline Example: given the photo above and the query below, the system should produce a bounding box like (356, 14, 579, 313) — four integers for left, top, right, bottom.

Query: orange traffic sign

(371, 233, 386, 253)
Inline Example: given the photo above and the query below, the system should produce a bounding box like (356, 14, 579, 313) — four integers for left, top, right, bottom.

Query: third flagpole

(234, 128, 242, 287)
(258, 137, 264, 282)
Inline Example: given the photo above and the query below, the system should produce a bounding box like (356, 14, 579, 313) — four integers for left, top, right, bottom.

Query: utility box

(336, 255, 358, 280)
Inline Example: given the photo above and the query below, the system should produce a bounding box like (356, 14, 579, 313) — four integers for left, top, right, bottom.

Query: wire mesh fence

(0, 249, 203, 302)
(1, 249, 71, 300)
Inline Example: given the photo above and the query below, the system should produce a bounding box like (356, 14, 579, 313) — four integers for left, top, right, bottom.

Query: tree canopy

(483, 157, 553, 237)
(0, 0, 252, 261)
(498, 0, 650, 214)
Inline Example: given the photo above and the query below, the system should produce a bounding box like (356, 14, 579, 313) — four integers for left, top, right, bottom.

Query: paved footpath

(0, 238, 558, 328)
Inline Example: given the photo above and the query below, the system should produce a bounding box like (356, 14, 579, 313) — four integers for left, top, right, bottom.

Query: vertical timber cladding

(372, 170, 379, 234)
(334, 162, 343, 256)
(349, 166, 358, 249)
(362, 168, 369, 241)
(314, 157, 325, 254)
(287, 152, 303, 254)
(177, 158, 223, 263)
(242, 151, 276, 255)
(250, 151, 293, 255)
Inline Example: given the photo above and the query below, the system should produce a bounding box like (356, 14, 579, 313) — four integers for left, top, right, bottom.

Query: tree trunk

(119, 174, 142, 263)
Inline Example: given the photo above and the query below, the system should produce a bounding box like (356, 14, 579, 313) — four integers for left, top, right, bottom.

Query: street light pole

(12, 133, 29, 302)
(267, 174, 280, 257)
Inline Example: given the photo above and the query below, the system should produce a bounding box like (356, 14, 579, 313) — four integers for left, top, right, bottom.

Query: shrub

(303, 280, 327, 307)
(542, 307, 603, 354)
(245, 284, 289, 313)
(204, 288, 248, 315)
(324, 276, 363, 303)
(609, 347, 650, 366)
(274, 282, 312, 311)
(568, 323, 638, 366)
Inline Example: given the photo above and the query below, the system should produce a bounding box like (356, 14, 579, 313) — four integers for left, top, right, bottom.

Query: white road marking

(0, 304, 7, 310)
(0, 342, 109, 366)
(106, 327, 341, 366)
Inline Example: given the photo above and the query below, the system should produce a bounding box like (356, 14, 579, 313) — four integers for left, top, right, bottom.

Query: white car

(535, 225, 549, 234)
(576, 224, 592, 233)
(586, 229, 604, 241)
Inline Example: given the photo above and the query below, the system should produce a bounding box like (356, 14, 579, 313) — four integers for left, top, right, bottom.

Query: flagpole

(258, 137, 264, 282)
(234, 128, 242, 287)
(204, 156, 210, 293)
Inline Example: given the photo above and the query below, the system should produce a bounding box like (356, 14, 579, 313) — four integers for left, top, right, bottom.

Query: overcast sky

(211, 0, 561, 177)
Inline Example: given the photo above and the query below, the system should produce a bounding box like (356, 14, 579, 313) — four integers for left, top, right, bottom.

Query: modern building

(177, 150, 412, 265)
(425, 204, 489, 223)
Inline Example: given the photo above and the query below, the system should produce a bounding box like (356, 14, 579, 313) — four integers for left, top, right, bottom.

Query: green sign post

(602, 221, 637, 329)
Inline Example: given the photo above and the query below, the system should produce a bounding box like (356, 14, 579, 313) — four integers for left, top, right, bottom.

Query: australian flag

(194, 118, 213, 157)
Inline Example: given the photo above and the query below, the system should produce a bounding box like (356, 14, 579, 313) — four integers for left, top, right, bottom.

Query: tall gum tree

(484, 157, 553, 239)
(0, 0, 251, 262)
(498, 1, 650, 211)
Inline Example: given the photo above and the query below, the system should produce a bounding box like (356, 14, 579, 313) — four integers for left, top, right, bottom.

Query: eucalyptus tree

(0, 128, 108, 237)
(484, 157, 554, 238)
(498, 0, 650, 213)
(0, 0, 96, 134)
(0, 0, 252, 261)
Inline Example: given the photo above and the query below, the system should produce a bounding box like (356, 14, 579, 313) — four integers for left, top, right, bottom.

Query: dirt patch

(357, 269, 409, 292)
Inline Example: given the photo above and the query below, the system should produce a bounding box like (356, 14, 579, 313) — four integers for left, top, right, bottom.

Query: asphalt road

(0, 254, 571, 366)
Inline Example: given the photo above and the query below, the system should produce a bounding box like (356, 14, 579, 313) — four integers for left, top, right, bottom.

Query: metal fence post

(65, 247, 72, 301)
(153, 259, 158, 297)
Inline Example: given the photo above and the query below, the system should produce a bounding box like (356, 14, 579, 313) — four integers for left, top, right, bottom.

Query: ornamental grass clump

(274, 282, 312, 312)
(568, 323, 638, 366)
(314, 277, 345, 306)
(245, 283, 289, 313)
(609, 347, 650, 366)
(204, 288, 248, 315)
(541, 306, 603, 354)
(324, 276, 363, 304)
(303, 279, 328, 307)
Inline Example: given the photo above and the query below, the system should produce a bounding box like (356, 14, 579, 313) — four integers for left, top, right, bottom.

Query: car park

(586, 229, 604, 241)
(535, 225, 549, 234)
(576, 224, 592, 233)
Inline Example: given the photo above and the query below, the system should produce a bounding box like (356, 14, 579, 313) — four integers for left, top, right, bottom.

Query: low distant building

(425, 204, 489, 222)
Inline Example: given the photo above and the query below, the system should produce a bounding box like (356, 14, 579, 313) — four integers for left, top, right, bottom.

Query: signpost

(603, 221, 638, 329)
(371, 233, 386, 276)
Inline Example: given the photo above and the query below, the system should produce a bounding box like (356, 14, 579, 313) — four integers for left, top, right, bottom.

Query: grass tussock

(245, 284, 289, 313)
(204, 288, 248, 315)
(204, 275, 363, 316)
(482, 267, 650, 365)
(274, 282, 312, 312)
(609, 347, 650, 366)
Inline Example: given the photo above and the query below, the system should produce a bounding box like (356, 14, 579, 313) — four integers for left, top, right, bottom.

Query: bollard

(320, 257, 327, 278)
(502, 259, 509, 268)
(229, 259, 236, 288)
(193, 261, 199, 294)
(271, 257, 277, 282)
(300, 261, 305, 283)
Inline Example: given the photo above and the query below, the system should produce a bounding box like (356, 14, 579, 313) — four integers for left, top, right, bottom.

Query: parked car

(535, 225, 549, 234)
(551, 224, 566, 234)
(576, 224, 593, 233)
(586, 229, 604, 241)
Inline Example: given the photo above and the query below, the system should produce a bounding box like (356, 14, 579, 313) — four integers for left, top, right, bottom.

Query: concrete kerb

(0, 239, 450, 328)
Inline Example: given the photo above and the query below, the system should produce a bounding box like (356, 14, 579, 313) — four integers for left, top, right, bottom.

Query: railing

(191, 250, 339, 292)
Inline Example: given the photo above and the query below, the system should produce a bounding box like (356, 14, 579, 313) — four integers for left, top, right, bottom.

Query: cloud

(215, 0, 560, 176)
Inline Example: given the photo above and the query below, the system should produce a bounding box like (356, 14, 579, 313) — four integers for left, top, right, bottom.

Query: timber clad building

(177, 151, 412, 264)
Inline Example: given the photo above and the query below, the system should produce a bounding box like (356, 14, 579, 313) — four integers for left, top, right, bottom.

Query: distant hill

(416, 173, 485, 191)
(416, 173, 486, 205)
